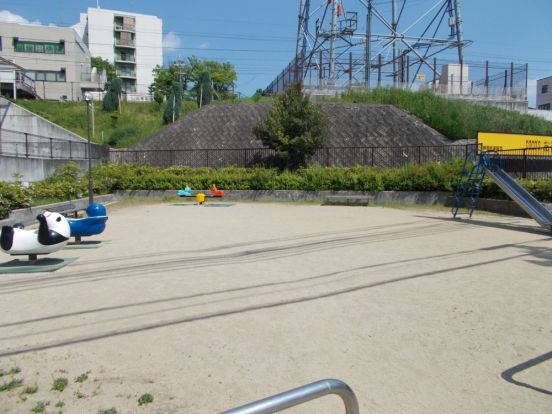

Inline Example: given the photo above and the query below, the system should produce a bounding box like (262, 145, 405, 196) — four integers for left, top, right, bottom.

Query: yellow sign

(477, 131, 552, 154)
(415, 73, 426, 81)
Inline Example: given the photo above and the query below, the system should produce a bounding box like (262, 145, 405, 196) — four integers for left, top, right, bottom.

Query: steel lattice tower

(293, 0, 471, 91)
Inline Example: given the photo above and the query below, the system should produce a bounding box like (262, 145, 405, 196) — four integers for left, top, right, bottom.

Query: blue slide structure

(453, 152, 552, 234)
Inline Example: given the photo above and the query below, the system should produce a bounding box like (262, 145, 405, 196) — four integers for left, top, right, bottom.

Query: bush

(1, 161, 551, 219)
(0, 181, 31, 219)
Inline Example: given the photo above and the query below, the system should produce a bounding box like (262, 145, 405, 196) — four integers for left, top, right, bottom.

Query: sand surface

(0, 201, 550, 413)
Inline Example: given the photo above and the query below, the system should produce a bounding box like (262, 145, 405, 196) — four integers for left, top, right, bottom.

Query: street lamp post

(84, 92, 94, 204)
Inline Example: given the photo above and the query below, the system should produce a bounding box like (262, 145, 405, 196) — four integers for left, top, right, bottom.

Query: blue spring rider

(177, 186, 193, 197)
(68, 203, 108, 243)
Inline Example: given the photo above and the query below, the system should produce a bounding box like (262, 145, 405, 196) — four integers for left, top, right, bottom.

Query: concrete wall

(528, 109, 552, 122)
(86, 8, 116, 63)
(0, 154, 93, 183)
(135, 13, 162, 95)
(0, 97, 87, 143)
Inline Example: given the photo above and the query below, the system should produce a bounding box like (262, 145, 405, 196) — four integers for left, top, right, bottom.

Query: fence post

(50, 138, 53, 159)
(418, 146, 421, 164)
(326, 148, 330, 166)
(25, 133, 29, 158)
(244, 149, 248, 167)
(69, 140, 72, 159)
(522, 149, 527, 179)
(206, 150, 210, 168)
(371, 147, 374, 166)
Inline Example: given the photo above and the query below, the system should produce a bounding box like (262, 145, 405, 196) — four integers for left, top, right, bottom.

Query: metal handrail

(220, 379, 359, 414)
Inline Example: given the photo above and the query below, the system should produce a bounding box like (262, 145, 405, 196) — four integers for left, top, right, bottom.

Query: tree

(163, 82, 183, 124)
(149, 64, 182, 101)
(149, 57, 236, 103)
(253, 82, 329, 169)
(91, 56, 117, 81)
(102, 78, 122, 112)
(196, 70, 213, 108)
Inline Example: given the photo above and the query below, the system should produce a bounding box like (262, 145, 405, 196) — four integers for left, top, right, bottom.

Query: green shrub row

(1, 162, 551, 219)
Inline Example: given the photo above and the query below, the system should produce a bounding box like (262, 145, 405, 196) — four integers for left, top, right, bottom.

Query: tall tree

(253, 82, 329, 170)
(102, 78, 122, 112)
(163, 82, 183, 124)
(196, 70, 213, 108)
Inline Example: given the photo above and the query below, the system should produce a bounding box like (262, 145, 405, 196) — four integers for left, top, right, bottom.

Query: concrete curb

(0, 194, 116, 226)
(2, 190, 550, 227)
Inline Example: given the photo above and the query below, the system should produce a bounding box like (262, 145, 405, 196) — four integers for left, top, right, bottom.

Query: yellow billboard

(477, 131, 552, 154)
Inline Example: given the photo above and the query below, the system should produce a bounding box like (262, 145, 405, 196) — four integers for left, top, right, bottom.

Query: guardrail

(0, 128, 109, 160)
(220, 379, 359, 414)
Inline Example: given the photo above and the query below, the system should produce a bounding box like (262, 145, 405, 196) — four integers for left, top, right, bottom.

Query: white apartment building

(0, 22, 104, 100)
(536, 76, 552, 110)
(74, 8, 162, 98)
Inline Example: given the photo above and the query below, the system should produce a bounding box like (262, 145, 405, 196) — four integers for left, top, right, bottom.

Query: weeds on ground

(99, 408, 117, 414)
(0, 367, 21, 377)
(75, 372, 89, 383)
(21, 384, 38, 394)
(138, 393, 154, 406)
(51, 377, 68, 392)
(31, 401, 49, 413)
(0, 378, 23, 391)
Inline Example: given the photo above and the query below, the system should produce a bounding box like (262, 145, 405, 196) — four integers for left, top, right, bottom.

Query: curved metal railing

(220, 378, 359, 414)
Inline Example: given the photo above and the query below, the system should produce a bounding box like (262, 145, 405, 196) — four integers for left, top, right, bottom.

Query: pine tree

(163, 82, 183, 124)
(253, 82, 328, 169)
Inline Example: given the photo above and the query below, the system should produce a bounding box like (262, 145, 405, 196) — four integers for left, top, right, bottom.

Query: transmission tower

(293, 0, 471, 91)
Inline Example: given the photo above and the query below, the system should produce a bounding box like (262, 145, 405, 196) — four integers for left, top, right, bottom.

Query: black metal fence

(0, 128, 108, 160)
(491, 147, 552, 179)
(110, 144, 476, 169)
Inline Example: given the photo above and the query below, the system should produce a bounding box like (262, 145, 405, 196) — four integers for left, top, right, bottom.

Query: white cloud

(0, 10, 42, 25)
(527, 79, 537, 108)
(199, 42, 209, 49)
(163, 31, 182, 51)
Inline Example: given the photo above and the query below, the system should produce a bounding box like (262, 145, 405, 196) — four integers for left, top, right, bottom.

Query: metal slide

(485, 165, 552, 233)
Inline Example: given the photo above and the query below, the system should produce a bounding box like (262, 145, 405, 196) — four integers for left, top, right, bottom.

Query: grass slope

(335, 89, 552, 140)
(15, 99, 197, 148)
(16, 89, 552, 148)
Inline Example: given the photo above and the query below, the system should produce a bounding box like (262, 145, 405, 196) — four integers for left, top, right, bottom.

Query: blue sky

(1, 0, 551, 104)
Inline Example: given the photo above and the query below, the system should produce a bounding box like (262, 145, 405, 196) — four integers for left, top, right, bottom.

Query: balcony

(80, 72, 107, 84)
(114, 23, 135, 32)
(114, 55, 136, 64)
(114, 38, 135, 48)
(117, 70, 137, 79)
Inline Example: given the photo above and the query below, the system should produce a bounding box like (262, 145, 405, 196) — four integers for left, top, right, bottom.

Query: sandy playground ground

(0, 200, 550, 413)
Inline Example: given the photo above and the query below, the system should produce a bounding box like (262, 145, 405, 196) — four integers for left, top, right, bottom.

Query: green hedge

(1, 162, 551, 219)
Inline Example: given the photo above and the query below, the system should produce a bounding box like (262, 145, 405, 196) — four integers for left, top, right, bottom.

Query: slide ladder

(452, 150, 486, 218)
(481, 153, 552, 233)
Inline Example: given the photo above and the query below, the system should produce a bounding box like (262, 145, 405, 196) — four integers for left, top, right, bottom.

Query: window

(542, 84, 549, 94)
(13, 40, 65, 54)
(26, 70, 67, 82)
(0, 36, 2, 51)
(538, 103, 551, 110)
